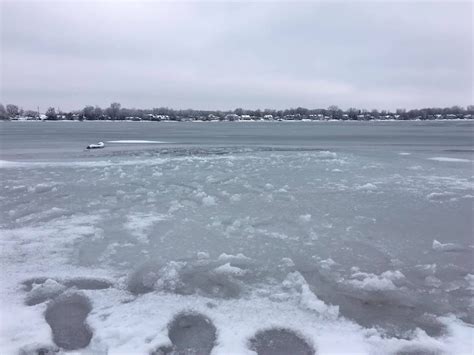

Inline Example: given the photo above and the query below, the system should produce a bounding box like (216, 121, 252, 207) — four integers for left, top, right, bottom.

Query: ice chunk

(319, 258, 336, 270)
(213, 262, 247, 276)
(465, 274, 474, 291)
(11, 185, 28, 192)
(424, 276, 442, 288)
(230, 194, 241, 202)
(25, 279, 66, 306)
(281, 257, 295, 267)
(31, 183, 56, 194)
(316, 151, 337, 159)
(432, 240, 465, 252)
(124, 213, 167, 243)
(128, 259, 244, 299)
(154, 261, 187, 292)
(428, 157, 471, 163)
(426, 192, 457, 201)
(264, 183, 274, 191)
(347, 270, 405, 291)
(299, 214, 312, 223)
(357, 183, 377, 191)
(283, 272, 339, 319)
(127, 262, 162, 295)
(202, 195, 216, 206)
(197, 251, 210, 260)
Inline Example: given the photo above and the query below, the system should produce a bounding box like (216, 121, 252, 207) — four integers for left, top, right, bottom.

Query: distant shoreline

(2, 118, 473, 123)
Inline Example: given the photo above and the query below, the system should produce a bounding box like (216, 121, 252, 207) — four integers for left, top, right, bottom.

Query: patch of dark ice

(249, 328, 315, 355)
(300, 267, 448, 337)
(127, 259, 246, 299)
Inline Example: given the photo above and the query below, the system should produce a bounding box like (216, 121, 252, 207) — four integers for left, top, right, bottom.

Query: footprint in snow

(249, 328, 315, 355)
(44, 292, 93, 350)
(153, 312, 217, 355)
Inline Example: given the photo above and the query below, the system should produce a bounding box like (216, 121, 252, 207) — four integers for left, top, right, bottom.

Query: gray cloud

(1, 0, 472, 111)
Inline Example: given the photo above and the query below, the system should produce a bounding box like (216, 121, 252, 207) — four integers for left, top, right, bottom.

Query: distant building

(151, 115, 170, 121)
(240, 114, 251, 120)
(264, 114, 273, 120)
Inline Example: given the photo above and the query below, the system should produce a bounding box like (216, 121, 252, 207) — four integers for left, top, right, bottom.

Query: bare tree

(82, 106, 95, 120)
(6, 104, 19, 118)
(25, 110, 38, 119)
(0, 104, 8, 120)
(45, 107, 57, 120)
(106, 102, 121, 120)
(94, 106, 103, 119)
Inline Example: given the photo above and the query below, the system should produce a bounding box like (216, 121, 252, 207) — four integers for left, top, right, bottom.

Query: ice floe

(432, 240, 466, 252)
(346, 270, 405, 291)
(428, 157, 471, 163)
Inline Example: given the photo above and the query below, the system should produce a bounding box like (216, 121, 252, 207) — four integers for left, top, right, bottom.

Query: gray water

(1, 121, 473, 160)
(1, 121, 473, 354)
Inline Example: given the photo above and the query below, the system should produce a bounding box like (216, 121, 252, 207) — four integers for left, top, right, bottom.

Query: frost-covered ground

(0, 122, 473, 354)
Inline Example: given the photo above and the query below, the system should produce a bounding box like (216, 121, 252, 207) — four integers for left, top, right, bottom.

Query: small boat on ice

(86, 141, 105, 149)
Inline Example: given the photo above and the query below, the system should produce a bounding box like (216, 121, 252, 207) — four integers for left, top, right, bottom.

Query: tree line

(1, 102, 473, 121)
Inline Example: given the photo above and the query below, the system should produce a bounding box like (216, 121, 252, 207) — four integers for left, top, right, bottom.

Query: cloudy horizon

(1, 0, 472, 112)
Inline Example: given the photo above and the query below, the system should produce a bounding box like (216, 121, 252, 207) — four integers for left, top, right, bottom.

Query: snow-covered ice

(1, 121, 473, 354)
(428, 157, 471, 163)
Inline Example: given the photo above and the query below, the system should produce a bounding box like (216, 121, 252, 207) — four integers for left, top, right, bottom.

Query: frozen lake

(1, 121, 473, 354)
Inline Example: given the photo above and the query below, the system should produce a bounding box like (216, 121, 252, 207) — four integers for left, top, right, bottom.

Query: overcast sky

(1, 0, 472, 112)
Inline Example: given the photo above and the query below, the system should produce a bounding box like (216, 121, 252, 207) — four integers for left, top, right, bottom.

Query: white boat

(86, 141, 105, 149)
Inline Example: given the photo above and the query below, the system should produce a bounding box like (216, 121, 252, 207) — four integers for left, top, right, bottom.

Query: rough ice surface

(0, 121, 473, 354)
